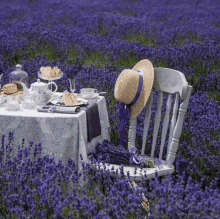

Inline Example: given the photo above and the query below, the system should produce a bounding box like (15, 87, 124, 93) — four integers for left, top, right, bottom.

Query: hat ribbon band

(127, 70, 143, 107)
(119, 70, 143, 147)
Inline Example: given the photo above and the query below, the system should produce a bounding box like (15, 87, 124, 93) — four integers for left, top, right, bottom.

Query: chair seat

(89, 159, 174, 181)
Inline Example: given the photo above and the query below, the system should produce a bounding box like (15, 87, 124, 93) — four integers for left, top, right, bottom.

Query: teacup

(80, 88, 98, 98)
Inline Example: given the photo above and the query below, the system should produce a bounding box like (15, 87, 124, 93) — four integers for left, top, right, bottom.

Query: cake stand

(38, 71, 63, 92)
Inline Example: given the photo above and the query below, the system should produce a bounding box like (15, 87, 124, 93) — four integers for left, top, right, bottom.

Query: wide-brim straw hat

(114, 59, 154, 118)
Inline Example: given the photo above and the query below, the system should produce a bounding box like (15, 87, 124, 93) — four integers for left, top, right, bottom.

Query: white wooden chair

(92, 67, 193, 181)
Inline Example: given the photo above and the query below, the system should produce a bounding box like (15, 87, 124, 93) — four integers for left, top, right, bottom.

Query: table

(0, 93, 110, 175)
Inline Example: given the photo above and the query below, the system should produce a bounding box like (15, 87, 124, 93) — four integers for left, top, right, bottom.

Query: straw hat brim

(114, 59, 154, 119)
(131, 59, 154, 118)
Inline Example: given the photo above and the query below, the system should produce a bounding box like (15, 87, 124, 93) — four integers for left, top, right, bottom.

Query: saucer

(81, 93, 99, 99)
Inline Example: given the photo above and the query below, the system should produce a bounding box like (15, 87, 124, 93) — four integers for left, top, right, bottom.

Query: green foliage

(153, 61, 169, 68)
(98, 26, 108, 36)
(125, 33, 155, 47)
(175, 35, 202, 47)
(208, 90, 220, 102)
(84, 53, 108, 69)
(117, 54, 140, 69)
(26, 41, 60, 61)
(190, 59, 208, 77)
(67, 47, 80, 63)
(62, 206, 73, 217)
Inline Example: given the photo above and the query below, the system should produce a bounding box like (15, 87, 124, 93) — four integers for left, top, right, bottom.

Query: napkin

(82, 102, 101, 142)
(37, 105, 81, 114)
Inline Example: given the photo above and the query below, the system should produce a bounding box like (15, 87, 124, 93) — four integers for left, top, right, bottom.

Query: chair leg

(128, 117, 137, 151)
(128, 181, 150, 212)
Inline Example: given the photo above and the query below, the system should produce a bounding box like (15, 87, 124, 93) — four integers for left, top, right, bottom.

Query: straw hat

(114, 59, 154, 119)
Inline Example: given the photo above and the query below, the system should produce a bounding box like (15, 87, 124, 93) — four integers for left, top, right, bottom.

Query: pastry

(2, 83, 18, 94)
(41, 66, 51, 78)
(63, 93, 74, 105)
(40, 66, 61, 79)
(53, 67, 61, 77)
(44, 66, 52, 78)
(46, 66, 51, 71)
(70, 93, 79, 105)
(61, 92, 79, 105)
(40, 67, 45, 73)
(50, 68, 56, 77)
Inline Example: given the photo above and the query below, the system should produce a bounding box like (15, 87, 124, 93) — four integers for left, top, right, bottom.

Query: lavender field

(0, 0, 220, 218)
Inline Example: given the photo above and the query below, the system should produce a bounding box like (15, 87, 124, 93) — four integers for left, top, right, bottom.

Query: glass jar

(9, 64, 29, 88)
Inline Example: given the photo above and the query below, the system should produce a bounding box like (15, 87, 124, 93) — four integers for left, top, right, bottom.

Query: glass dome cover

(9, 64, 29, 87)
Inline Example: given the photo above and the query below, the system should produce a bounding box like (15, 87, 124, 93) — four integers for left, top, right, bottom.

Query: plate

(49, 98, 88, 107)
(38, 71, 64, 80)
(61, 101, 88, 107)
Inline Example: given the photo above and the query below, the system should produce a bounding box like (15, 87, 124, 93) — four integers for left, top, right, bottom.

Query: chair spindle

(141, 92, 153, 154)
(151, 91, 163, 157)
(159, 93, 172, 160)
(167, 92, 179, 158)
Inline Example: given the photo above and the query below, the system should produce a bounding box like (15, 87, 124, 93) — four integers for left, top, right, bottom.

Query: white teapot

(21, 79, 58, 106)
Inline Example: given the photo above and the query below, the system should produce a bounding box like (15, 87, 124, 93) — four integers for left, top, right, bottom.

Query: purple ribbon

(130, 147, 141, 164)
(119, 70, 143, 147)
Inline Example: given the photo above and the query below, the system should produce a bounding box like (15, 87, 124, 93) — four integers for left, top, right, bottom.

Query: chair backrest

(128, 67, 193, 168)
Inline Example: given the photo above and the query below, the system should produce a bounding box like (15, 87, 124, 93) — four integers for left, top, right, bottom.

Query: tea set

(0, 65, 105, 111)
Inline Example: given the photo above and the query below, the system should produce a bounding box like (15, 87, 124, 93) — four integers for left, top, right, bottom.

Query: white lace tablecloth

(0, 93, 110, 175)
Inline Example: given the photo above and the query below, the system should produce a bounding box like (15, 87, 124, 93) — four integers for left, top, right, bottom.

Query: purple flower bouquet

(89, 140, 163, 169)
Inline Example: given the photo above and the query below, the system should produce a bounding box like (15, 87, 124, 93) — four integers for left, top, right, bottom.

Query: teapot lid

(31, 79, 47, 87)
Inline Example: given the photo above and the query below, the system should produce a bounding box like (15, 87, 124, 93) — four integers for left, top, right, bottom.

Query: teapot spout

(21, 82, 31, 96)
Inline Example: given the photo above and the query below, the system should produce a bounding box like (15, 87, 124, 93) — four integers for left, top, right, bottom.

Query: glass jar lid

(10, 64, 28, 79)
